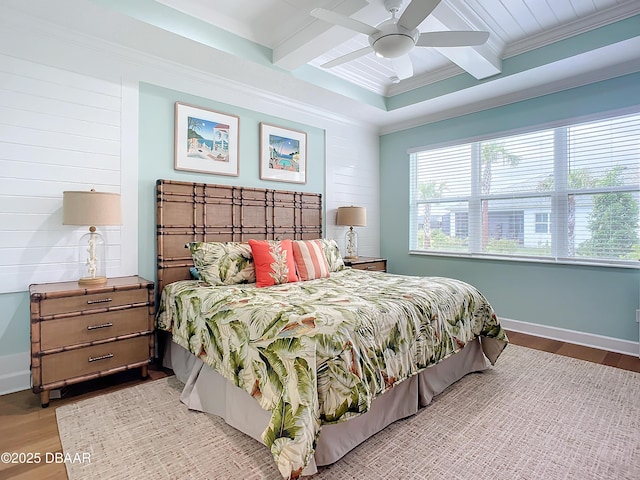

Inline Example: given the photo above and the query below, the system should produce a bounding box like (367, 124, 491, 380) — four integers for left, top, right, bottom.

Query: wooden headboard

(156, 179, 323, 293)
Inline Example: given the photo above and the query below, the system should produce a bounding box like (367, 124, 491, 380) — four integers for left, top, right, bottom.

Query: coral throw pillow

(248, 239, 299, 288)
(292, 240, 330, 281)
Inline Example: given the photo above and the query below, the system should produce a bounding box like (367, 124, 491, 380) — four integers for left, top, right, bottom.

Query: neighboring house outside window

(535, 213, 550, 234)
(409, 111, 640, 266)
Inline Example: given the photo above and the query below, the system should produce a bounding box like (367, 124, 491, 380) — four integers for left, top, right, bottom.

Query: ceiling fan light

(372, 34, 415, 58)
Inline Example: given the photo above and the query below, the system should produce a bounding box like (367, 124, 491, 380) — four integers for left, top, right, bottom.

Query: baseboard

(0, 351, 31, 395)
(0, 321, 636, 395)
(500, 317, 639, 357)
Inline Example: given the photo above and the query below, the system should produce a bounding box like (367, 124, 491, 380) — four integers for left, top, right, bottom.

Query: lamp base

(77, 230, 107, 286)
(343, 255, 359, 260)
(345, 227, 358, 259)
(78, 276, 108, 286)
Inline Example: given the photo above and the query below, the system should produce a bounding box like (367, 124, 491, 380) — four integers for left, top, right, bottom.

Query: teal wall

(0, 292, 30, 356)
(380, 72, 640, 343)
(137, 82, 326, 282)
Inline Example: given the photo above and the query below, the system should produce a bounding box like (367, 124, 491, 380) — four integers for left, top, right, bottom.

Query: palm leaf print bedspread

(157, 268, 508, 479)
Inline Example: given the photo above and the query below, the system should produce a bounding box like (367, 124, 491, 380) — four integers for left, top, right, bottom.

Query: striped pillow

(292, 240, 330, 281)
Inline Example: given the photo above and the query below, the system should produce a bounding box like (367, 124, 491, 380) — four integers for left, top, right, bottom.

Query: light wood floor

(1, 332, 638, 480)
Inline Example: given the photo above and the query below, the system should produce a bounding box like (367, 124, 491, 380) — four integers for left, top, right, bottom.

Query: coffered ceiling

(154, 0, 640, 96)
(5, 0, 640, 132)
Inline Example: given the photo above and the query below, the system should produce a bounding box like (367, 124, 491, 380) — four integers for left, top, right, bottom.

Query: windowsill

(409, 250, 640, 269)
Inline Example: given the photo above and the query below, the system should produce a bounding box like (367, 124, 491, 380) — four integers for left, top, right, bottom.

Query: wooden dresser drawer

(30, 276, 154, 407)
(350, 260, 386, 272)
(40, 307, 150, 351)
(41, 336, 150, 385)
(39, 288, 148, 317)
(343, 257, 387, 272)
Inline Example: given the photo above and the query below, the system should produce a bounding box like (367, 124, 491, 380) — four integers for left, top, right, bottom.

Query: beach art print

(174, 102, 239, 176)
(260, 123, 307, 184)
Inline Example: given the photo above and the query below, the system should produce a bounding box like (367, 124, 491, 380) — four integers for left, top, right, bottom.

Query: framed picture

(174, 102, 239, 176)
(260, 123, 307, 184)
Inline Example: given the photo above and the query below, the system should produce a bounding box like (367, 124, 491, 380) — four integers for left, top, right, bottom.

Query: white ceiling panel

(151, 0, 639, 95)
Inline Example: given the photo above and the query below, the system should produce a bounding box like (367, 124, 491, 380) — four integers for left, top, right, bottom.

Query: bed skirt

(163, 338, 488, 476)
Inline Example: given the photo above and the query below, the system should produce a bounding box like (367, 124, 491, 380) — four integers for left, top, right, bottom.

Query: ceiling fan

(310, 0, 490, 81)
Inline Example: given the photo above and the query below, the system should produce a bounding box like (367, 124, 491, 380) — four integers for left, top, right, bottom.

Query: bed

(155, 179, 508, 479)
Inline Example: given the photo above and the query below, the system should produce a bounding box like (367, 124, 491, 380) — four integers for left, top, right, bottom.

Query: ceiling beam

(273, 0, 373, 70)
(425, 0, 502, 79)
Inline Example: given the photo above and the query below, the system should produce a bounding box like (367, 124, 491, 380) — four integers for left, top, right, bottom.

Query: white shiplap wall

(325, 126, 380, 258)
(0, 54, 132, 293)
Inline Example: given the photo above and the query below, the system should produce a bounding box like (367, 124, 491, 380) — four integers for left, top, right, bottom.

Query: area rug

(56, 345, 640, 480)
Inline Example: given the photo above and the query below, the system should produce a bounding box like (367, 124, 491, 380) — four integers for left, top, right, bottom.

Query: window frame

(408, 107, 640, 269)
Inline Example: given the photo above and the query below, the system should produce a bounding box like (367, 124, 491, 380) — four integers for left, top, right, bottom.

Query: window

(535, 213, 549, 234)
(409, 111, 640, 266)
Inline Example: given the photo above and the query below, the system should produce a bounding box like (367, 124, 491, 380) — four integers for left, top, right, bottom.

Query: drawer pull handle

(87, 298, 112, 305)
(366, 266, 377, 270)
(87, 322, 113, 331)
(88, 353, 114, 363)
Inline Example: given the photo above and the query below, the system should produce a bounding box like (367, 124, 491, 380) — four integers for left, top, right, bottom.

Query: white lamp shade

(63, 190, 122, 226)
(336, 206, 367, 227)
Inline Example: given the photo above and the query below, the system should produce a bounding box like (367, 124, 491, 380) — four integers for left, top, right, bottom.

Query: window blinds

(409, 111, 640, 266)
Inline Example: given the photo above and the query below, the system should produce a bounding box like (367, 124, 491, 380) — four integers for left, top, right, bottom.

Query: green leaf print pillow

(187, 242, 256, 286)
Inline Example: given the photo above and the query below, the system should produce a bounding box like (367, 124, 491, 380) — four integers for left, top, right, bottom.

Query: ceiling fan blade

(416, 30, 490, 47)
(391, 55, 413, 80)
(310, 8, 379, 36)
(321, 46, 374, 69)
(398, 0, 442, 31)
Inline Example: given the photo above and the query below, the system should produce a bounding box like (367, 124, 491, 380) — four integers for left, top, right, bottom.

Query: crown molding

(386, 63, 464, 96)
(379, 41, 640, 135)
(504, 2, 640, 58)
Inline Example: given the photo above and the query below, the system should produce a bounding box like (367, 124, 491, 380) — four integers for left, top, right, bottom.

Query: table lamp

(336, 206, 366, 259)
(63, 189, 122, 285)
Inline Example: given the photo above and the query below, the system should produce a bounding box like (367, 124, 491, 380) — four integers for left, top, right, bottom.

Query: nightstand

(343, 256, 387, 272)
(29, 276, 154, 407)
